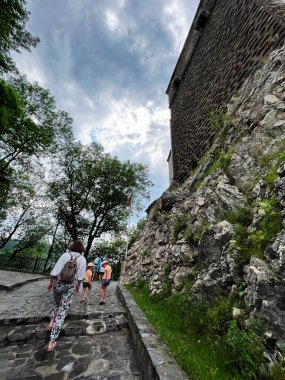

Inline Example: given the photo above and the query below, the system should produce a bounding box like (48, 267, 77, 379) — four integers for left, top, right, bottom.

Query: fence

(0, 254, 51, 274)
(0, 254, 122, 280)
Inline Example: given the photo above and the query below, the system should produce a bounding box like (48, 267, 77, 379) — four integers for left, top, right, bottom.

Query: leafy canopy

(0, 0, 39, 73)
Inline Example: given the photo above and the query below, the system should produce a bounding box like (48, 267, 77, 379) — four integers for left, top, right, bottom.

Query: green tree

(0, 0, 39, 73)
(48, 142, 152, 257)
(0, 75, 74, 171)
(0, 163, 53, 254)
(92, 239, 126, 263)
(0, 76, 74, 215)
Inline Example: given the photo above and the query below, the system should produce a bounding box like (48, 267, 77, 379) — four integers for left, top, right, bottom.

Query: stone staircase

(0, 310, 128, 343)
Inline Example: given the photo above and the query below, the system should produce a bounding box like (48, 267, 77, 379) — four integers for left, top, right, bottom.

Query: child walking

(80, 262, 94, 301)
(99, 259, 112, 305)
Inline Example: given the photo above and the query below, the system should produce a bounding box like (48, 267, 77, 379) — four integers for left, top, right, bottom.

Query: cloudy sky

(14, 0, 199, 223)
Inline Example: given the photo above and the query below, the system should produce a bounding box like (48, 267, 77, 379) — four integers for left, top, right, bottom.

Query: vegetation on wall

(127, 279, 264, 379)
(225, 198, 283, 263)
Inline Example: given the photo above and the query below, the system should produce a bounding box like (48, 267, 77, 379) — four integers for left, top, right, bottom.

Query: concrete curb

(116, 283, 188, 380)
(0, 276, 48, 291)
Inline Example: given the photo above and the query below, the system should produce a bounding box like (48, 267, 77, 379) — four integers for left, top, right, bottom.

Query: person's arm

(75, 280, 81, 293)
(47, 276, 56, 292)
(106, 266, 112, 281)
(47, 252, 68, 292)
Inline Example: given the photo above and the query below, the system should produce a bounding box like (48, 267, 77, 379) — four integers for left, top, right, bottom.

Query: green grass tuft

(126, 281, 264, 379)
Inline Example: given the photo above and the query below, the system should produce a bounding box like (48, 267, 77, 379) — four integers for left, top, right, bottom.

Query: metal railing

(0, 254, 52, 274)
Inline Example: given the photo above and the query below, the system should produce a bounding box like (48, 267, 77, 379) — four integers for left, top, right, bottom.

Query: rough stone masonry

(167, 0, 285, 182)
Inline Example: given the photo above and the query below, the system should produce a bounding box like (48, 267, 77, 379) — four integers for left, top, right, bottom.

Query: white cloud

(12, 51, 47, 86)
(163, 0, 195, 53)
(105, 9, 120, 32)
(13, 0, 200, 218)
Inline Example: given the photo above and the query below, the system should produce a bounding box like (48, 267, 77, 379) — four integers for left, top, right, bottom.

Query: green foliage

(226, 320, 263, 379)
(0, 0, 40, 73)
(225, 200, 282, 262)
(209, 108, 232, 132)
(152, 262, 172, 302)
(92, 239, 126, 263)
(269, 356, 285, 380)
(265, 151, 285, 188)
(128, 218, 147, 249)
(127, 282, 257, 379)
(0, 76, 74, 187)
(183, 222, 210, 245)
(182, 264, 203, 292)
(49, 142, 152, 255)
(149, 202, 159, 222)
(223, 207, 253, 227)
(248, 197, 283, 257)
(142, 245, 151, 257)
(130, 277, 148, 291)
(207, 149, 233, 176)
(173, 214, 188, 242)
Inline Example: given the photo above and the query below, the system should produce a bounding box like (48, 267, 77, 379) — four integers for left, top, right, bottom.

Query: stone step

(0, 308, 126, 326)
(0, 315, 128, 343)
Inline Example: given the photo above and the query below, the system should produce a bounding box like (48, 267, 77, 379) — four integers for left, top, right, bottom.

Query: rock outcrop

(121, 44, 285, 368)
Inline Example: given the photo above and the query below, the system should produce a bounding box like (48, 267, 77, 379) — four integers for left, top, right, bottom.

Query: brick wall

(167, 0, 285, 182)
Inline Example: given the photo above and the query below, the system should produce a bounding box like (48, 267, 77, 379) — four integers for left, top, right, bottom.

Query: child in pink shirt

(80, 262, 94, 301)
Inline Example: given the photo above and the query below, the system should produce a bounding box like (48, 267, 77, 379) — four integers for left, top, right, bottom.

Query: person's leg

(48, 280, 62, 331)
(49, 283, 75, 345)
(86, 285, 91, 299)
(100, 284, 105, 304)
(102, 286, 107, 303)
(81, 286, 86, 301)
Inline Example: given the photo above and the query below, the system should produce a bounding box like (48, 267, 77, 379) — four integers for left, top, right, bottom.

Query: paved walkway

(0, 270, 142, 380)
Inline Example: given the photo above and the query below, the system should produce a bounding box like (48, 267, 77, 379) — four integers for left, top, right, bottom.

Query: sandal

(47, 340, 57, 352)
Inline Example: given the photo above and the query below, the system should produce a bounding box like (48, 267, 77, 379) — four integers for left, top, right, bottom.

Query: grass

(126, 281, 260, 380)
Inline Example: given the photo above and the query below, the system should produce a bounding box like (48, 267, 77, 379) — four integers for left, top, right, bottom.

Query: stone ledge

(0, 316, 128, 342)
(0, 276, 47, 291)
(0, 310, 127, 326)
(116, 283, 188, 380)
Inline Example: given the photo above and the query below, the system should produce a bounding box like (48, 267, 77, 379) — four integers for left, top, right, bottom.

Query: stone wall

(167, 0, 285, 181)
(122, 43, 285, 368)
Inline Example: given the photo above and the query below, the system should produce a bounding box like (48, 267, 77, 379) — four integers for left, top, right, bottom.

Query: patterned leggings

(50, 280, 75, 341)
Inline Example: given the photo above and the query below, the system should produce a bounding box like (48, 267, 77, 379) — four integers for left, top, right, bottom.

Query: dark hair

(68, 240, 86, 253)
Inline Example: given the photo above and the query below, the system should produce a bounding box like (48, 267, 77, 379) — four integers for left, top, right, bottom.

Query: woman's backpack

(58, 252, 80, 283)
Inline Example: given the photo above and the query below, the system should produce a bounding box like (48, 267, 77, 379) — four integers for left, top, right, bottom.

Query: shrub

(152, 262, 172, 302)
(128, 218, 146, 249)
(224, 207, 253, 227)
(269, 357, 285, 380)
(226, 199, 282, 262)
(131, 277, 148, 290)
(209, 108, 232, 131)
(183, 222, 210, 245)
(248, 197, 283, 258)
(226, 320, 263, 379)
(173, 214, 188, 242)
(264, 151, 285, 188)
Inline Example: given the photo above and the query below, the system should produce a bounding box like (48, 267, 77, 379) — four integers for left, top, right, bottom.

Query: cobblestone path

(0, 271, 142, 380)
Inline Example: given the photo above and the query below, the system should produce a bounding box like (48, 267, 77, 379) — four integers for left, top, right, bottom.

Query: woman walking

(47, 240, 86, 352)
